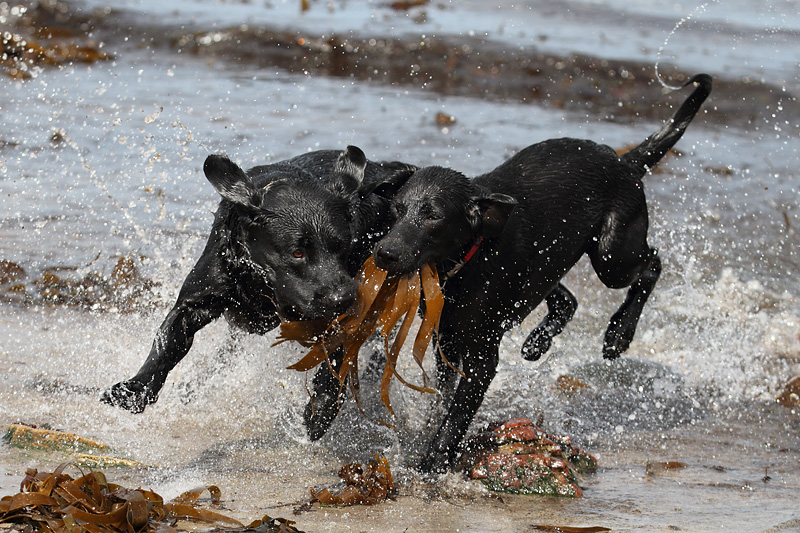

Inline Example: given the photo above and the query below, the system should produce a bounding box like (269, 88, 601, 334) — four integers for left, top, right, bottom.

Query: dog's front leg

(101, 252, 230, 413)
(101, 299, 223, 413)
(304, 348, 346, 440)
(433, 331, 463, 410)
(304, 341, 388, 439)
(420, 331, 500, 474)
(521, 283, 578, 361)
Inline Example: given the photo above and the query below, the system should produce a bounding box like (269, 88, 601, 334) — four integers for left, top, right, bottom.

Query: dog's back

(471, 138, 646, 287)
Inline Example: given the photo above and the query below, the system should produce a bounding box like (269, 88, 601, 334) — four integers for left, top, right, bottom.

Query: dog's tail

(622, 73, 712, 170)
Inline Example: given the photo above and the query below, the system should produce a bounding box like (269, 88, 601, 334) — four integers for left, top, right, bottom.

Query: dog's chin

(374, 257, 422, 278)
(278, 303, 352, 323)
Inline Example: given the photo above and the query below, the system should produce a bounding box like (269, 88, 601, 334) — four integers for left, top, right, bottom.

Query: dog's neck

(442, 237, 483, 280)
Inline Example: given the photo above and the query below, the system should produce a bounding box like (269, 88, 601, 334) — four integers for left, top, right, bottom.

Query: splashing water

(2, 0, 799, 531)
(655, 0, 718, 90)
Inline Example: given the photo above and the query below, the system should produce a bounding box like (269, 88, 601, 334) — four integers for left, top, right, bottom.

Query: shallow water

(1, 0, 799, 531)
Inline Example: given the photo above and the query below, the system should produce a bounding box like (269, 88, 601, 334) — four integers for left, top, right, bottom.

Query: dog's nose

(374, 243, 399, 270)
(330, 283, 356, 314)
(318, 280, 357, 317)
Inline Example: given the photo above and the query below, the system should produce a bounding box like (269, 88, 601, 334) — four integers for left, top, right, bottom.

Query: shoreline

(9, 0, 798, 132)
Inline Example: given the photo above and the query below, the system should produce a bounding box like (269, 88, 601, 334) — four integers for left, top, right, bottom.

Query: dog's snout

(328, 282, 357, 314)
(313, 278, 357, 318)
(374, 242, 400, 270)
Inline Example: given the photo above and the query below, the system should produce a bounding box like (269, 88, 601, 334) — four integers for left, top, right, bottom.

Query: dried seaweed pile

(1, 1, 111, 80)
(0, 462, 303, 532)
(277, 257, 454, 416)
(304, 454, 396, 509)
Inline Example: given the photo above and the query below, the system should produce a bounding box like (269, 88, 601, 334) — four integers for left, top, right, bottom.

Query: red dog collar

(445, 237, 483, 279)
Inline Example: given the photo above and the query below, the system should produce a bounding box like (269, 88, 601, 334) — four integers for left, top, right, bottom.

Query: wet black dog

(101, 147, 416, 416)
(370, 74, 712, 472)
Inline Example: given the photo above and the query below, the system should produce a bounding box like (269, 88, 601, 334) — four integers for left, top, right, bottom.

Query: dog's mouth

(374, 261, 419, 278)
(373, 239, 424, 277)
(276, 283, 358, 323)
(277, 303, 352, 324)
(275, 256, 458, 419)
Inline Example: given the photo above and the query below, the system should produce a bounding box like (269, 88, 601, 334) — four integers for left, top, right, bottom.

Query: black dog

(370, 74, 711, 472)
(101, 147, 416, 417)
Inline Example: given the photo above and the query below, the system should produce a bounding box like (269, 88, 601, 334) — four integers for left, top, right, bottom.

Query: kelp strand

(276, 257, 450, 416)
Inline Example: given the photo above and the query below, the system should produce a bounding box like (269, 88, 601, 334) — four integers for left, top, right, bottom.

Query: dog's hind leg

(591, 207, 660, 359)
(602, 249, 661, 359)
(521, 283, 578, 361)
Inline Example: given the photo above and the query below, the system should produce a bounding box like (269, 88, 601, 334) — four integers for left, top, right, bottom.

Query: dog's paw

(417, 451, 453, 477)
(602, 324, 633, 359)
(100, 380, 157, 413)
(521, 328, 553, 361)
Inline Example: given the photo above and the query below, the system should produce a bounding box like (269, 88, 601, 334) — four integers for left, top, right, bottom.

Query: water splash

(59, 128, 152, 247)
(173, 119, 213, 154)
(654, 0, 718, 90)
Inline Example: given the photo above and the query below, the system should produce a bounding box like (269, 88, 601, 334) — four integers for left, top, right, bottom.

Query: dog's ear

(326, 145, 367, 199)
(360, 165, 416, 200)
(473, 192, 517, 237)
(204, 154, 261, 208)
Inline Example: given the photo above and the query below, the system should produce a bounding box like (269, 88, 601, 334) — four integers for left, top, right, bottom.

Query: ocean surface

(1, 0, 799, 531)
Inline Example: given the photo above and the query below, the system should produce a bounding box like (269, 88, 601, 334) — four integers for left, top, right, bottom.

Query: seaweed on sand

(0, 462, 304, 532)
(305, 454, 396, 509)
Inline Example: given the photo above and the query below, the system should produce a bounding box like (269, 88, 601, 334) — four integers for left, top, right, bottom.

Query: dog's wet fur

(366, 74, 712, 473)
(101, 147, 416, 415)
(102, 74, 711, 476)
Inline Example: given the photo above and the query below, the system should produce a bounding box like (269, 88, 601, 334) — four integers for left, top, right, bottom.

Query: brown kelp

(306, 454, 396, 508)
(276, 257, 453, 416)
(0, 462, 303, 532)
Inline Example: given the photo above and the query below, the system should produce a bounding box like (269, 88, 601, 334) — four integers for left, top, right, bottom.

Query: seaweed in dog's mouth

(276, 256, 456, 419)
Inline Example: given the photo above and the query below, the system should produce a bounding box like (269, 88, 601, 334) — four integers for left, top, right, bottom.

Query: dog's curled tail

(623, 73, 712, 170)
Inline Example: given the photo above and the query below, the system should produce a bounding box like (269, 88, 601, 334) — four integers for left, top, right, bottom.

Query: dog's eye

(423, 208, 441, 221)
(292, 249, 304, 259)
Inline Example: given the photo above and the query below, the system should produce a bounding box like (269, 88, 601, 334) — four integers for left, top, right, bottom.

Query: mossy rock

(463, 418, 596, 497)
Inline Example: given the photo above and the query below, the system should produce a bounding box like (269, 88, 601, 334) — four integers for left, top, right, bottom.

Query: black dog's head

(204, 146, 369, 321)
(372, 166, 517, 276)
